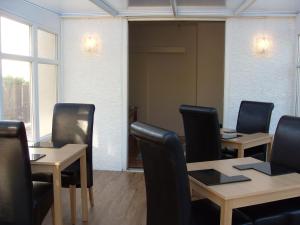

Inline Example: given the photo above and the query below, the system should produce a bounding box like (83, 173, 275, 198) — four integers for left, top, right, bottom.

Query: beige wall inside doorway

(129, 21, 225, 136)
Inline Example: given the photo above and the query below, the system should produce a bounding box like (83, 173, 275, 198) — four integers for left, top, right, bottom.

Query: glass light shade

(255, 36, 272, 55)
(83, 34, 100, 53)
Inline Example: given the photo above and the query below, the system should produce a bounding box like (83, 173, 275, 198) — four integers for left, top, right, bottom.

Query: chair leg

(88, 187, 94, 207)
(51, 204, 55, 225)
(69, 185, 76, 225)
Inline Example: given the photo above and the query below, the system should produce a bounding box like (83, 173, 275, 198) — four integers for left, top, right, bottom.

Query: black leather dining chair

(179, 105, 222, 163)
(0, 121, 53, 225)
(130, 121, 253, 225)
(33, 103, 95, 224)
(237, 116, 300, 225)
(224, 101, 274, 161)
(270, 115, 300, 171)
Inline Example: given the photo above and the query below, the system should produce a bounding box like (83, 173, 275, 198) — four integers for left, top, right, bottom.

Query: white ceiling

(25, 0, 106, 14)
(177, 0, 226, 7)
(24, 0, 300, 17)
(252, 0, 299, 12)
(128, 0, 170, 7)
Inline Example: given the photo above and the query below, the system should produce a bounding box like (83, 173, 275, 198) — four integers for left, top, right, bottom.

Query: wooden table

(188, 157, 300, 225)
(30, 144, 88, 225)
(221, 130, 273, 159)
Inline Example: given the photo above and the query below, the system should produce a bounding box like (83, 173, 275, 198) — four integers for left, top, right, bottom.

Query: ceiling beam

(89, 0, 118, 16)
(170, 0, 177, 17)
(234, 0, 256, 15)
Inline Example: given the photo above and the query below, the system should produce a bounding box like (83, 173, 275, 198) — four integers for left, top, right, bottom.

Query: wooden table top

(221, 131, 273, 144)
(187, 157, 300, 200)
(29, 144, 87, 166)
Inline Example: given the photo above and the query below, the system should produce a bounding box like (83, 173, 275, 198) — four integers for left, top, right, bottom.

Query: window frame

(0, 11, 60, 142)
(297, 35, 300, 67)
(295, 34, 300, 116)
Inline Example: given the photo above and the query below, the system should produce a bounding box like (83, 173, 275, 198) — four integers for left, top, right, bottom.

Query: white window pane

(1, 17, 30, 56)
(38, 30, 56, 59)
(1, 59, 32, 139)
(38, 64, 57, 137)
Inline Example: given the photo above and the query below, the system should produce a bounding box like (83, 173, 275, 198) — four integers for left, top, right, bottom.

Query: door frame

(123, 18, 227, 171)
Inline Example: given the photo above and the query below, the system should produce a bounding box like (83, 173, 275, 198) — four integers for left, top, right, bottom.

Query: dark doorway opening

(128, 21, 225, 168)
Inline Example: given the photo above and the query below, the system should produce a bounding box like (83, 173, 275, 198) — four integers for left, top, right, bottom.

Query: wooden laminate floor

(43, 171, 146, 225)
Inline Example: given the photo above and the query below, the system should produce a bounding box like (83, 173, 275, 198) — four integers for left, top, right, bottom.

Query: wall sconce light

(82, 34, 100, 53)
(254, 35, 272, 56)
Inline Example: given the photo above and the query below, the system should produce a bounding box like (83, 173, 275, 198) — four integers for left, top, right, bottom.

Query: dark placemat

(233, 162, 296, 176)
(189, 169, 251, 186)
(221, 133, 242, 140)
(30, 153, 46, 161)
(29, 142, 59, 148)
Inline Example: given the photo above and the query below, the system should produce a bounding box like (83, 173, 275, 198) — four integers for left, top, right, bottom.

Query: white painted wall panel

(224, 18, 296, 133)
(62, 18, 127, 171)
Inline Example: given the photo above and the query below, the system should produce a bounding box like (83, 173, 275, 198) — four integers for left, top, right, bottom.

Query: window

(0, 15, 59, 142)
(298, 35, 300, 69)
(296, 35, 300, 116)
(38, 29, 56, 59)
(1, 17, 30, 56)
(38, 64, 57, 137)
(2, 59, 32, 137)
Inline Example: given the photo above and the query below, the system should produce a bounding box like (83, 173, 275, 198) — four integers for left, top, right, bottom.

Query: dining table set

(30, 144, 89, 225)
(130, 100, 300, 225)
(0, 103, 96, 225)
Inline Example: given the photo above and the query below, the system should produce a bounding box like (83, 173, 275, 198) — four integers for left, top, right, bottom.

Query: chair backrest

(131, 122, 191, 225)
(236, 101, 274, 134)
(271, 116, 300, 171)
(179, 105, 221, 163)
(0, 121, 33, 225)
(52, 103, 95, 187)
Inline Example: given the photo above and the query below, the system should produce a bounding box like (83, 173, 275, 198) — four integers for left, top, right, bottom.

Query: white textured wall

(63, 17, 296, 171)
(224, 18, 296, 133)
(62, 18, 127, 171)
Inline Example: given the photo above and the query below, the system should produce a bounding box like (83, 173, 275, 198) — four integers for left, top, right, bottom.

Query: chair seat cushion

(61, 161, 81, 187)
(288, 208, 300, 225)
(191, 199, 252, 225)
(222, 148, 237, 156)
(239, 197, 300, 225)
(32, 173, 53, 183)
(32, 181, 53, 225)
(248, 152, 265, 161)
(222, 147, 266, 161)
(221, 152, 235, 159)
(32, 161, 81, 188)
